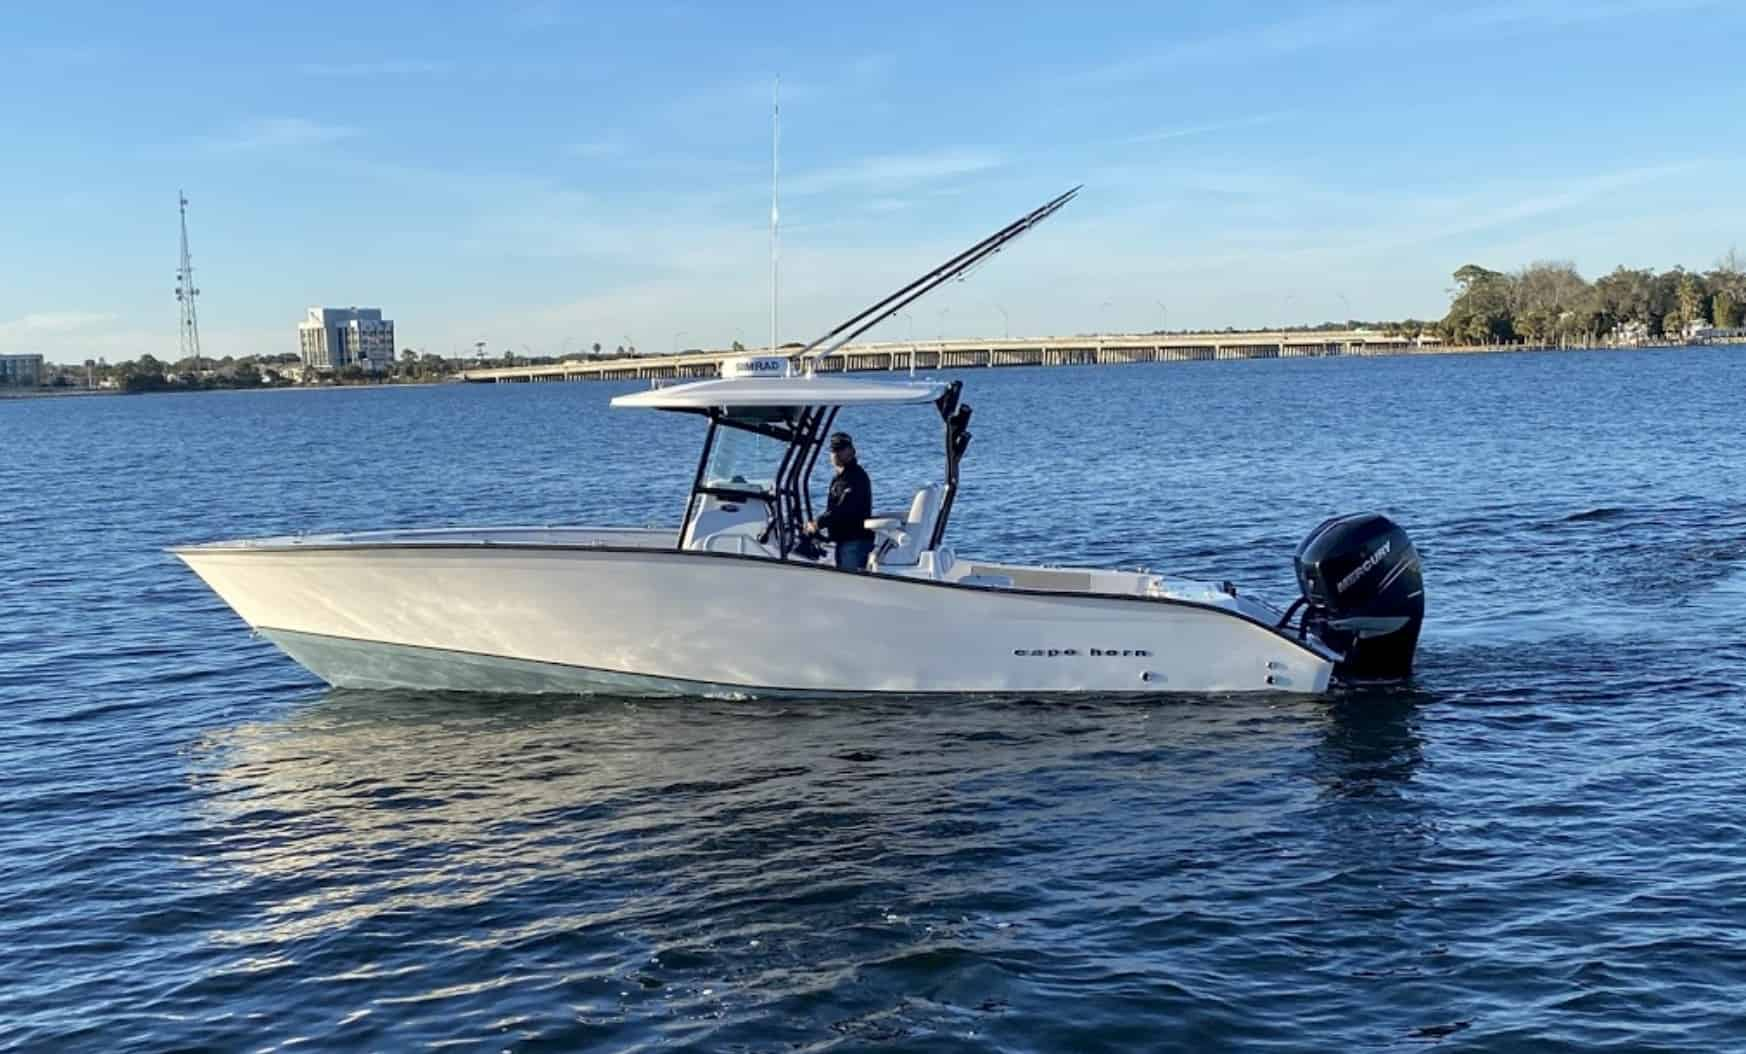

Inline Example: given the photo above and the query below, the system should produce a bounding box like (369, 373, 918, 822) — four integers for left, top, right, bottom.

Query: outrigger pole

(798, 185, 1081, 362)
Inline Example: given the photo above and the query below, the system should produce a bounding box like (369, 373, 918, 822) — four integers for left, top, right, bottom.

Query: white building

(1609, 319, 1652, 347)
(264, 361, 308, 384)
(1692, 326, 1746, 344)
(297, 307, 396, 372)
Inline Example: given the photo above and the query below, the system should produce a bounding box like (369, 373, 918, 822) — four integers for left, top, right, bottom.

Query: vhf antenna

(770, 76, 780, 361)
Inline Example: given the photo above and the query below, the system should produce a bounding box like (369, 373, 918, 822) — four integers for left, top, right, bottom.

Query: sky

(4, 0, 1744, 364)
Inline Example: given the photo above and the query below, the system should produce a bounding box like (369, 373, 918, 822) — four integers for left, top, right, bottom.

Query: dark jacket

(817, 460, 874, 543)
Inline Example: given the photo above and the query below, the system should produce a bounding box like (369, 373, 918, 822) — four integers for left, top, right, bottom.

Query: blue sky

(4, 0, 1744, 363)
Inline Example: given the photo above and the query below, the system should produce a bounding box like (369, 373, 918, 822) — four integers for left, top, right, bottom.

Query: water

(4, 348, 1746, 1051)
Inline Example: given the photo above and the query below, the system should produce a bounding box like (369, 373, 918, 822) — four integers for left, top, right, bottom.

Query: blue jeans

(835, 538, 874, 572)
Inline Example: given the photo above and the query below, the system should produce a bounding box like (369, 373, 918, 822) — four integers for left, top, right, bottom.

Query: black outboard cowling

(1294, 513, 1424, 680)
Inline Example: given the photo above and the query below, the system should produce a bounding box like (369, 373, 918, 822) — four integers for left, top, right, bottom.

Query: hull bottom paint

(264, 629, 802, 698)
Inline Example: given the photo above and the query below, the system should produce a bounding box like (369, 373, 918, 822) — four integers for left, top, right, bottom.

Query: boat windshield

(704, 425, 784, 494)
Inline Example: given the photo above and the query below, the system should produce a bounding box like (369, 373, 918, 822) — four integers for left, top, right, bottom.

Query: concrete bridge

(456, 330, 1429, 384)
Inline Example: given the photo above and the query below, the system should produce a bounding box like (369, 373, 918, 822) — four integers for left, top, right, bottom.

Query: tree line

(72, 351, 475, 392)
(62, 345, 643, 393)
(1415, 250, 1746, 346)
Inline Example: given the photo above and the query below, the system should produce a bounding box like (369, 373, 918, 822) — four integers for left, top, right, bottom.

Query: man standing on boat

(806, 432, 875, 571)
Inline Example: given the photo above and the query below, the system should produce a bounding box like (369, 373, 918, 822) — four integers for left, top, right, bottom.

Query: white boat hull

(174, 528, 1336, 696)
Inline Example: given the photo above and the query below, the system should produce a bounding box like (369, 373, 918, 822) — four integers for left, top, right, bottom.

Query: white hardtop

(611, 374, 947, 411)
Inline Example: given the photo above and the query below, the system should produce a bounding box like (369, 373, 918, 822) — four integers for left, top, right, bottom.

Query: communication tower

(175, 191, 203, 372)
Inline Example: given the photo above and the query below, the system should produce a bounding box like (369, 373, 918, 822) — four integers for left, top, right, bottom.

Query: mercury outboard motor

(1293, 513, 1424, 680)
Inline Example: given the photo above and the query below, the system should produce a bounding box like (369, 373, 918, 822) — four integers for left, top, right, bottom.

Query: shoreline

(0, 380, 459, 400)
(454, 337, 1742, 384)
(9, 341, 1740, 401)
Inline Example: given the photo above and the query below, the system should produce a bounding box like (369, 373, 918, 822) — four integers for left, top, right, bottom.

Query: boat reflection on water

(191, 686, 1432, 868)
(1311, 687, 1430, 798)
(184, 685, 1437, 1043)
(189, 690, 706, 945)
(1288, 687, 1445, 982)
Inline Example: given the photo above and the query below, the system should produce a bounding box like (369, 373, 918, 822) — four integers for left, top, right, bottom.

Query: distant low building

(297, 307, 396, 373)
(0, 353, 44, 387)
(1693, 326, 1746, 344)
(1609, 319, 1652, 347)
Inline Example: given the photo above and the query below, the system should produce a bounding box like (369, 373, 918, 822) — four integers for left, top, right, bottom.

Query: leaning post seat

(868, 483, 943, 568)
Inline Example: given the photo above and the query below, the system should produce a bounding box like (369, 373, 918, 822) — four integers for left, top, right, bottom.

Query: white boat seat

(870, 483, 943, 568)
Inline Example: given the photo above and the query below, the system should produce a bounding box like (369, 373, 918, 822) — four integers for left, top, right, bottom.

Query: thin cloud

(1427, 0, 1723, 33)
(508, 0, 565, 30)
(1273, 160, 1709, 260)
(784, 150, 1003, 197)
(1083, 4, 1395, 83)
(15, 44, 109, 65)
(1115, 112, 1293, 146)
(1394, 161, 1707, 248)
(845, 53, 896, 80)
(1085, 0, 1724, 83)
(297, 59, 451, 77)
(0, 311, 117, 339)
(565, 139, 628, 159)
(207, 117, 359, 152)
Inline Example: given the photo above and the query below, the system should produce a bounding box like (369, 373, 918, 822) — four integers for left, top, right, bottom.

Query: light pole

(623, 334, 635, 358)
(672, 330, 688, 355)
(896, 311, 918, 378)
(991, 303, 1010, 339)
(1336, 292, 1353, 326)
(937, 306, 951, 340)
(1155, 300, 1169, 333)
(1100, 300, 1114, 334)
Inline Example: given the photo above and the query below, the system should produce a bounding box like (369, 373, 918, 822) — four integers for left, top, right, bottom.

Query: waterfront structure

(297, 307, 396, 372)
(1611, 319, 1652, 347)
(0, 353, 44, 387)
(1694, 326, 1746, 344)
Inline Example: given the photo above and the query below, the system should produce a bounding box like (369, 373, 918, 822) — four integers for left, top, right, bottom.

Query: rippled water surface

(5, 349, 1746, 1051)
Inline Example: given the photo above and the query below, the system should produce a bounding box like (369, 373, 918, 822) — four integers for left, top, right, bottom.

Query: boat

(173, 188, 1424, 697)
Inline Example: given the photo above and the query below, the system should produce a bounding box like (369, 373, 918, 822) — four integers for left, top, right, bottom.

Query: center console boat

(174, 189, 1423, 696)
